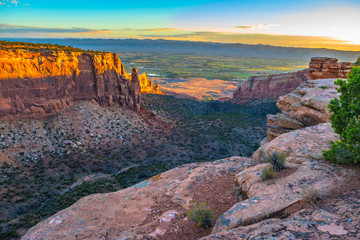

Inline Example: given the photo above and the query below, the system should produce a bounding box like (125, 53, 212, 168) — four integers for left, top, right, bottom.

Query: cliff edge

(0, 41, 162, 118)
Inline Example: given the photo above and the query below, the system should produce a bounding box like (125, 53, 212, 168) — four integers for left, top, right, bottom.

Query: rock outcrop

(266, 78, 340, 140)
(0, 48, 161, 118)
(138, 73, 162, 94)
(265, 57, 353, 140)
(231, 69, 309, 104)
(309, 57, 352, 80)
(203, 190, 360, 239)
(22, 156, 257, 240)
(211, 123, 356, 233)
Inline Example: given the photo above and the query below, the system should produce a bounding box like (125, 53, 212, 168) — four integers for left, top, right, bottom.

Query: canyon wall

(231, 57, 352, 105)
(0, 49, 160, 118)
(231, 69, 310, 104)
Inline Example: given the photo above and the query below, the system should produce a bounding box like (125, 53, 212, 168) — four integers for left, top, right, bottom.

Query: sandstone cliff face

(231, 69, 309, 104)
(0, 49, 161, 118)
(0, 49, 139, 118)
(309, 57, 352, 80)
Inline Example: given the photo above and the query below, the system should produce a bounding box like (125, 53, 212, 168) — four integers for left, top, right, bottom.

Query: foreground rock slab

(202, 190, 360, 240)
(22, 157, 256, 240)
(212, 124, 357, 233)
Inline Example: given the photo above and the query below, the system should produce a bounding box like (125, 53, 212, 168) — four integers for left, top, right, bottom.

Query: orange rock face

(0, 49, 161, 118)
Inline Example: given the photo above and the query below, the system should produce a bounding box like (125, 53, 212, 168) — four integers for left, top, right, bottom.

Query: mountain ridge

(4, 38, 360, 62)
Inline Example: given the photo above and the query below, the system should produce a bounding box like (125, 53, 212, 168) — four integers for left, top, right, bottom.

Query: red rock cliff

(231, 69, 310, 104)
(0, 49, 141, 118)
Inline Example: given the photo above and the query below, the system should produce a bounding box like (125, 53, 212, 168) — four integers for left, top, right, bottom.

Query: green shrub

(302, 187, 322, 205)
(323, 67, 360, 164)
(187, 200, 215, 228)
(265, 151, 286, 172)
(355, 57, 360, 66)
(261, 166, 275, 180)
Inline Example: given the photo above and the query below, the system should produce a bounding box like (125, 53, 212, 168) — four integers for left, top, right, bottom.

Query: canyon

(0, 41, 358, 240)
(22, 58, 360, 239)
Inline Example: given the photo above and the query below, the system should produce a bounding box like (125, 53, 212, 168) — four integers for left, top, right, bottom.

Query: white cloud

(0, 0, 29, 7)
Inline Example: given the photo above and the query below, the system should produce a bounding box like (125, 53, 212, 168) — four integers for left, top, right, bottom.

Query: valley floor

(0, 95, 278, 239)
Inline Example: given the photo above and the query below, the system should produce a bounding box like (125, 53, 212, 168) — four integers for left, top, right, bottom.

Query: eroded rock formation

(266, 78, 340, 140)
(265, 57, 353, 140)
(0, 49, 161, 118)
(309, 57, 352, 80)
(231, 69, 309, 104)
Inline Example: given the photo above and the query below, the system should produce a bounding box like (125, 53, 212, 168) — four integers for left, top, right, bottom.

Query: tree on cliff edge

(323, 66, 360, 164)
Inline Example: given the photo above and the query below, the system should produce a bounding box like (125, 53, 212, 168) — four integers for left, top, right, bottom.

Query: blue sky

(1, 0, 360, 50)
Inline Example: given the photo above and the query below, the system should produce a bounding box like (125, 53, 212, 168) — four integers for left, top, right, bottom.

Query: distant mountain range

(3, 38, 360, 62)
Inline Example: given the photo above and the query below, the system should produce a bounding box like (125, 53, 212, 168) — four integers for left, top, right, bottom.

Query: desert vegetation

(323, 66, 360, 164)
(0, 96, 279, 238)
(187, 200, 215, 229)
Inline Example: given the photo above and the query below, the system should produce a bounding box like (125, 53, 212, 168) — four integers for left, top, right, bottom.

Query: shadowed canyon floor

(22, 77, 360, 240)
(0, 94, 278, 239)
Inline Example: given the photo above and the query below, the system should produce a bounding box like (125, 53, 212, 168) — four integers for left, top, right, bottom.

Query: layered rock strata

(231, 69, 309, 104)
(265, 57, 353, 140)
(0, 49, 161, 118)
(266, 78, 340, 140)
(309, 57, 352, 80)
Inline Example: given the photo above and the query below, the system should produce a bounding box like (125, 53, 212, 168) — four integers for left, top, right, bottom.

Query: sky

(1, 0, 360, 51)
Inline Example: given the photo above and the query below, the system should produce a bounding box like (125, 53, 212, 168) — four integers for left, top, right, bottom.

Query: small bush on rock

(261, 166, 275, 180)
(323, 67, 360, 164)
(265, 151, 286, 172)
(187, 200, 215, 228)
(302, 187, 322, 205)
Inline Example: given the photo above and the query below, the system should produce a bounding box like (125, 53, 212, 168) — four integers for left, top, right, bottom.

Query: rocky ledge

(22, 122, 359, 240)
(266, 78, 339, 140)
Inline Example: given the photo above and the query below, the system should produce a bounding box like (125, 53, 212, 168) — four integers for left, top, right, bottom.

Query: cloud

(134, 28, 181, 32)
(0, 0, 28, 7)
(0, 24, 111, 34)
(235, 24, 280, 29)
